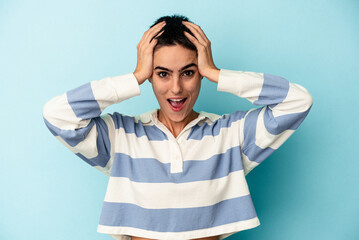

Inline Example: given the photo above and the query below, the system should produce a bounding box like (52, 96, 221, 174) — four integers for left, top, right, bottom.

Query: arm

(182, 21, 313, 175)
(42, 73, 140, 176)
(43, 21, 166, 176)
(217, 69, 313, 175)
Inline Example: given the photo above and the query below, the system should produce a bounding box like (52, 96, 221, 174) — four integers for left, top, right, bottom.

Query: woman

(43, 14, 313, 240)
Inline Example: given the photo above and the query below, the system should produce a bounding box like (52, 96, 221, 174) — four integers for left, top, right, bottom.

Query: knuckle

(144, 48, 152, 54)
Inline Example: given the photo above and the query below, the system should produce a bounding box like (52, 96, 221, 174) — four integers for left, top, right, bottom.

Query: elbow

(291, 83, 313, 112)
(303, 91, 313, 111)
(42, 94, 65, 123)
(42, 100, 51, 121)
(42, 99, 55, 122)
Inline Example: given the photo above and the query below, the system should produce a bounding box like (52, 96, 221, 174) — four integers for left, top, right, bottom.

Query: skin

(132, 21, 220, 240)
(150, 44, 202, 138)
(134, 20, 220, 138)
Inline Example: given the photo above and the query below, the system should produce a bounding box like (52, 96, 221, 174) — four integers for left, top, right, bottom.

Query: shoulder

(100, 109, 156, 130)
(199, 110, 249, 126)
(199, 111, 222, 123)
(134, 109, 157, 124)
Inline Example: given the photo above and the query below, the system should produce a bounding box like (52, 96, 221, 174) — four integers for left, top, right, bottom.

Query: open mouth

(167, 98, 187, 111)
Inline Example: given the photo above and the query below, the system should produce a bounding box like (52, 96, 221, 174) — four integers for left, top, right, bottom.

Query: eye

(183, 70, 194, 77)
(158, 72, 168, 78)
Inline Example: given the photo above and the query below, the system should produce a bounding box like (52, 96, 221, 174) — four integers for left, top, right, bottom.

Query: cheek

(188, 81, 201, 96)
(152, 82, 168, 98)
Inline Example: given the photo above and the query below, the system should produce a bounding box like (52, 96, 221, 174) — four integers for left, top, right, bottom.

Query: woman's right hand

(133, 21, 166, 85)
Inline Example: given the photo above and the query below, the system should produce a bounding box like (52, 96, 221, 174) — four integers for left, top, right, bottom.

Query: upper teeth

(170, 98, 184, 102)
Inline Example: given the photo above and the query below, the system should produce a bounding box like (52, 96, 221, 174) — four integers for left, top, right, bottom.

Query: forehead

(153, 45, 197, 69)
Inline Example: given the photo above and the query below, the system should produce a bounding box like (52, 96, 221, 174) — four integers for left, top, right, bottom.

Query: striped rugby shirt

(42, 69, 313, 240)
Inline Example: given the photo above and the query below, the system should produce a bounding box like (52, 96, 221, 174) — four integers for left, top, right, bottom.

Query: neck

(158, 109, 199, 138)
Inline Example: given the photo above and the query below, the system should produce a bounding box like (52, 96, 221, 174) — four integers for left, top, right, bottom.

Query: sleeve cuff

(217, 69, 264, 97)
(217, 69, 237, 93)
(111, 72, 141, 102)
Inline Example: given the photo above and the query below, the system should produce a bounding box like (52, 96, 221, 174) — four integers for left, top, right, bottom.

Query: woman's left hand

(182, 21, 220, 83)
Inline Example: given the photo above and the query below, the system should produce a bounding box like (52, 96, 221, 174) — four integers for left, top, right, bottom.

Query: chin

(162, 108, 191, 122)
(168, 111, 188, 121)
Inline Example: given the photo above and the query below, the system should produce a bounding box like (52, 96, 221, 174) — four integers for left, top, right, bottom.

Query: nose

(171, 76, 183, 94)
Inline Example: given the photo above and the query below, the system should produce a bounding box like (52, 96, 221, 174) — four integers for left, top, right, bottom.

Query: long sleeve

(42, 73, 141, 176)
(217, 69, 313, 175)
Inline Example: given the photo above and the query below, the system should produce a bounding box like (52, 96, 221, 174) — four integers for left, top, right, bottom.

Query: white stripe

(91, 77, 119, 112)
(113, 120, 243, 162)
(241, 152, 258, 175)
(91, 73, 141, 112)
(217, 69, 264, 103)
(104, 169, 250, 208)
(53, 114, 116, 176)
(255, 107, 295, 149)
(55, 126, 111, 176)
(43, 93, 90, 130)
(54, 124, 99, 159)
(99, 217, 260, 240)
(272, 82, 313, 118)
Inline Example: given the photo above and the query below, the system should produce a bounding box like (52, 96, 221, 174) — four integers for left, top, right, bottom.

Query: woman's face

(150, 44, 202, 124)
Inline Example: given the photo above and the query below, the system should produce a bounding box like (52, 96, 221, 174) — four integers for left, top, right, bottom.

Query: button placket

(149, 110, 206, 174)
(170, 140, 183, 173)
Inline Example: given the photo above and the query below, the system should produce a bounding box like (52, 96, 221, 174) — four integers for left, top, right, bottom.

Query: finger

(145, 21, 166, 43)
(182, 21, 208, 41)
(182, 21, 208, 45)
(150, 30, 164, 45)
(183, 22, 207, 45)
(138, 21, 166, 47)
(183, 30, 203, 50)
(150, 27, 165, 43)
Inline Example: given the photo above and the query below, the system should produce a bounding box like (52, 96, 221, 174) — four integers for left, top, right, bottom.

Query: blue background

(1, 0, 358, 239)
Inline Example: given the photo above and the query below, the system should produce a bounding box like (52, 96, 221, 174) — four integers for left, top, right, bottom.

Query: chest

(111, 124, 243, 176)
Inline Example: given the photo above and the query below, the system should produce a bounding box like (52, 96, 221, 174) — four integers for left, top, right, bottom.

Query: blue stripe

(66, 82, 102, 119)
(187, 110, 248, 140)
(264, 104, 313, 135)
(243, 143, 276, 164)
(110, 146, 244, 182)
(75, 152, 96, 167)
(43, 116, 111, 167)
(99, 194, 257, 230)
(109, 112, 168, 141)
(43, 117, 96, 147)
(242, 104, 312, 162)
(75, 151, 110, 168)
(254, 73, 289, 106)
(242, 108, 262, 152)
(242, 107, 275, 164)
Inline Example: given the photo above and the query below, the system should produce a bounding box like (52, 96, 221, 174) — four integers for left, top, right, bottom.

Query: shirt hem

(98, 217, 260, 240)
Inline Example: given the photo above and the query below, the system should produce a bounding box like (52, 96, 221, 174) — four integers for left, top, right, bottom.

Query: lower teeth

(169, 99, 186, 108)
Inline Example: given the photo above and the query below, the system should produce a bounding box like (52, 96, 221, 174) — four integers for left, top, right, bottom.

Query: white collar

(135, 108, 220, 124)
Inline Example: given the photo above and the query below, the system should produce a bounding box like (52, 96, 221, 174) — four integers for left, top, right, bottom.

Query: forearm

(217, 69, 313, 112)
(42, 72, 141, 175)
(204, 68, 221, 83)
(42, 73, 140, 131)
(217, 69, 313, 174)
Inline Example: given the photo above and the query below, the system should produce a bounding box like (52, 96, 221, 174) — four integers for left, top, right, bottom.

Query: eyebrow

(154, 63, 197, 72)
